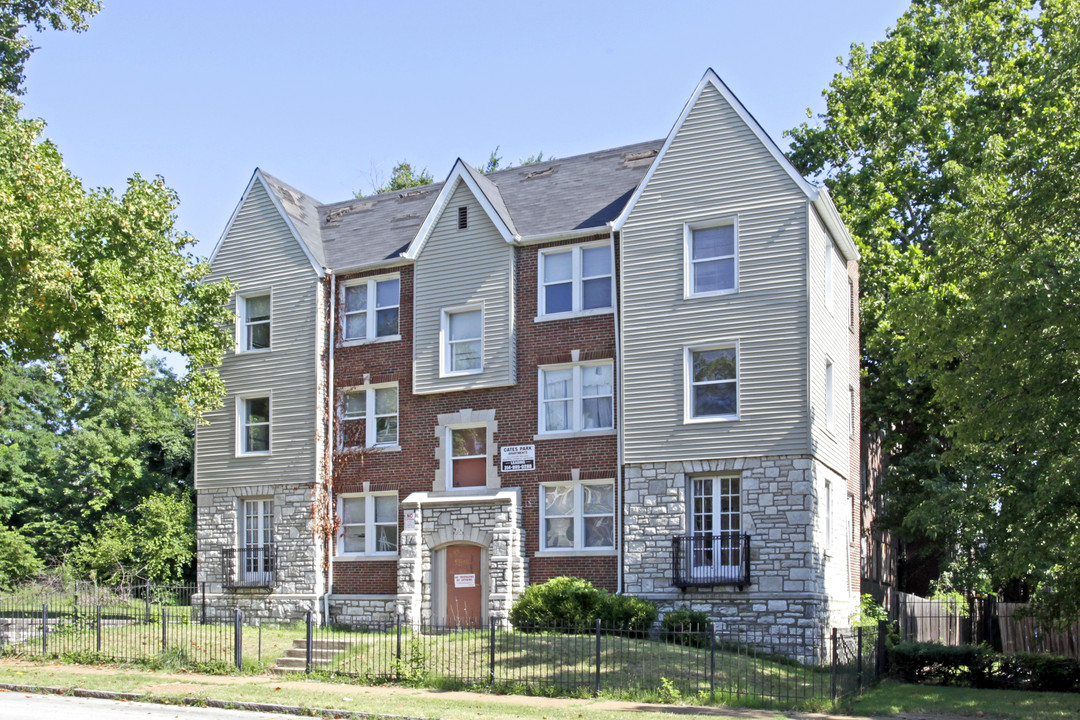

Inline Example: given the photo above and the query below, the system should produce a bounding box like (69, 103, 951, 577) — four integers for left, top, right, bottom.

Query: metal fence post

(145, 580, 151, 625)
(201, 582, 207, 625)
(305, 610, 313, 674)
(396, 615, 402, 667)
(161, 605, 168, 650)
(96, 603, 102, 654)
(594, 618, 602, 697)
(857, 626, 863, 693)
(41, 603, 47, 655)
(709, 629, 716, 703)
(489, 616, 496, 686)
(234, 609, 243, 671)
(831, 627, 838, 700)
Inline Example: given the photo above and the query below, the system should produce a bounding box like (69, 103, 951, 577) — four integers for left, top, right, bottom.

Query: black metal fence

(0, 582, 883, 706)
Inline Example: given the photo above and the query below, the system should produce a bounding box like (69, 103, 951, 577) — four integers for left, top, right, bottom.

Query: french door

(241, 499, 274, 583)
(690, 476, 741, 576)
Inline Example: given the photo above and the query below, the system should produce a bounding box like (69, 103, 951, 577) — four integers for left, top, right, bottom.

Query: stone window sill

(534, 549, 618, 558)
(333, 554, 398, 562)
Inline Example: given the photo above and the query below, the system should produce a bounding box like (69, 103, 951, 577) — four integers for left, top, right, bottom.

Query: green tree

(0, 524, 43, 588)
(787, 0, 1080, 618)
(0, 0, 100, 95)
(0, 358, 196, 563)
(71, 491, 195, 584)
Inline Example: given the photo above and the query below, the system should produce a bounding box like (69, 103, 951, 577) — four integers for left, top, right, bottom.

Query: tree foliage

(0, 0, 100, 95)
(0, 358, 196, 576)
(787, 0, 1080, 618)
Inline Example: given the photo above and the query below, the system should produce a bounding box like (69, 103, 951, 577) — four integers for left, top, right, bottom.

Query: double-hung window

(685, 221, 736, 296)
(539, 242, 612, 317)
(240, 294, 271, 351)
(343, 276, 400, 342)
(448, 427, 487, 488)
(443, 307, 482, 374)
(685, 345, 738, 421)
(338, 493, 398, 556)
(539, 362, 614, 434)
(540, 481, 615, 551)
(239, 396, 270, 454)
(825, 360, 835, 429)
(342, 384, 398, 448)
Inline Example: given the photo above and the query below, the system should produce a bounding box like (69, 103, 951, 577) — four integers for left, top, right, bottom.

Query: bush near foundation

(890, 641, 1080, 692)
(509, 576, 657, 633)
(661, 608, 713, 648)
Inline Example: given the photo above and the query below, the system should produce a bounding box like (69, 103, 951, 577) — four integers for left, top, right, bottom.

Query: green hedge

(508, 576, 658, 633)
(890, 641, 1080, 692)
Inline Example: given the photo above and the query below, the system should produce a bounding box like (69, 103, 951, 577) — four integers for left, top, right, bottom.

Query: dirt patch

(142, 682, 214, 695)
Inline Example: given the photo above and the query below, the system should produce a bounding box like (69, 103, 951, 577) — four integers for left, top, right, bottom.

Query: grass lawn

(3, 617, 856, 709)
(0, 660, 806, 720)
(852, 680, 1080, 720)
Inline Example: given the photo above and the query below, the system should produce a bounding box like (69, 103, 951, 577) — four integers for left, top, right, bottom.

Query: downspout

(324, 272, 336, 624)
(610, 223, 626, 595)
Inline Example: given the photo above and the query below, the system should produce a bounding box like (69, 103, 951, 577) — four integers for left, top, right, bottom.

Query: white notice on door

(453, 573, 476, 588)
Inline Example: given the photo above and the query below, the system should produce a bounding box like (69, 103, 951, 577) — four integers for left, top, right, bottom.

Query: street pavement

(0, 692, 304, 719)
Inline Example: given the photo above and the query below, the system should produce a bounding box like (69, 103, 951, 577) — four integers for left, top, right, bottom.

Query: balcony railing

(672, 533, 751, 589)
(223, 545, 277, 589)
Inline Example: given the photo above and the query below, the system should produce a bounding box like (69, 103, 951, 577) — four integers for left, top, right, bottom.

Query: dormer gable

(405, 159, 517, 261)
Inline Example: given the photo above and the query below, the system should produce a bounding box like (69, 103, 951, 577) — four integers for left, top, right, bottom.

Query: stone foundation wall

(330, 595, 397, 626)
(196, 482, 324, 622)
(623, 456, 847, 638)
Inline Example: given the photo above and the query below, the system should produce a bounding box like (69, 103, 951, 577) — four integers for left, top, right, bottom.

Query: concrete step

(283, 648, 337, 660)
(290, 638, 353, 651)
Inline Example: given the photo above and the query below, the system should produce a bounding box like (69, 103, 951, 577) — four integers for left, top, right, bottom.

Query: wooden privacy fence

(895, 592, 973, 645)
(997, 603, 1080, 660)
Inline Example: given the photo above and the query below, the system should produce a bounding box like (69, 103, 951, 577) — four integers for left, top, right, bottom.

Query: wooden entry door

(445, 544, 483, 628)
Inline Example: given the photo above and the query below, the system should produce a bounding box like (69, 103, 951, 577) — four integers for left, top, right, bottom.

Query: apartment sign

(500, 444, 535, 472)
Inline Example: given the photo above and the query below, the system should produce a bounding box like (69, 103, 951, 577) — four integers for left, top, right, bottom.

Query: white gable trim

(404, 160, 516, 260)
(611, 69, 858, 261)
(208, 169, 325, 277)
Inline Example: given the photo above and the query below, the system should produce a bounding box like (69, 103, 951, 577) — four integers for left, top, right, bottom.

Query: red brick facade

(331, 234, 619, 594)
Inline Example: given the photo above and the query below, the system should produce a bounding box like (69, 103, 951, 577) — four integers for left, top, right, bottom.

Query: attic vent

(624, 149, 659, 164)
(524, 167, 555, 179)
(458, 206, 468, 230)
(398, 188, 434, 200)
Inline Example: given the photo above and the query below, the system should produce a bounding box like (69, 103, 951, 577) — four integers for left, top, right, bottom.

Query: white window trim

(536, 240, 614, 320)
(445, 423, 490, 491)
(340, 382, 400, 451)
(538, 480, 616, 553)
(683, 217, 739, 299)
(336, 492, 398, 557)
(536, 361, 615, 436)
(688, 475, 743, 573)
(683, 342, 740, 424)
(440, 304, 484, 377)
(236, 290, 272, 354)
(341, 274, 402, 345)
(235, 393, 271, 457)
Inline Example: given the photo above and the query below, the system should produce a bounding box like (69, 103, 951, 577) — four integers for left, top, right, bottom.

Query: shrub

(508, 577, 658, 633)
(0, 526, 44, 589)
(661, 608, 713, 648)
(889, 641, 996, 686)
(597, 592, 658, 634)
(1000, 652, 1080, 692)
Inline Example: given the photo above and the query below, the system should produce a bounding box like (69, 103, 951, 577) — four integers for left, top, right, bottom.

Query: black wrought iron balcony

(672, 533, 751, 589)
(223, 545, 278, 589)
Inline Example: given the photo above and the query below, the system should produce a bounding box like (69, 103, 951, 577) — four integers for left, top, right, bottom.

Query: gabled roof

(613, 69, 859, 261)
(208, 169, 326, 277)
(314, 139, 663, 272)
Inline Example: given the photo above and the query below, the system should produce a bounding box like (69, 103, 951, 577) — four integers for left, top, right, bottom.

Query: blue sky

(22, 0, 909, 264)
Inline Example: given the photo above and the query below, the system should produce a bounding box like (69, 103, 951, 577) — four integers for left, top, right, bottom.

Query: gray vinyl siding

(195, 178, 322, 490)
(807, 206, 851, 476)
(620, 83, 810, 464)
(413, 181, 515, 393)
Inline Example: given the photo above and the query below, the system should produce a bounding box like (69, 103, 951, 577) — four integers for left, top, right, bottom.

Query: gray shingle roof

(266, 138, 665, 272)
